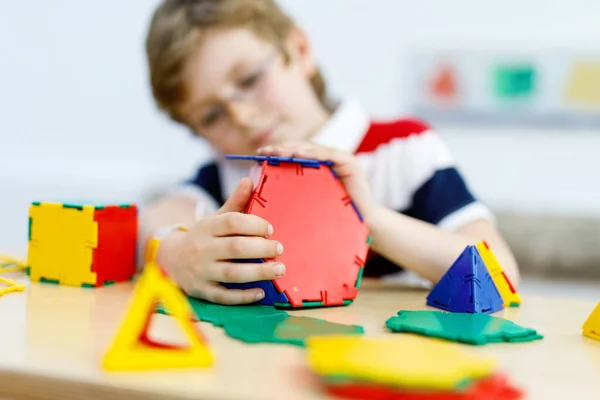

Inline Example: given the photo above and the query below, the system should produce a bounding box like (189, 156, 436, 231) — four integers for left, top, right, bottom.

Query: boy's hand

(156, 178, 285, 305)
(256, 141, 376, 222)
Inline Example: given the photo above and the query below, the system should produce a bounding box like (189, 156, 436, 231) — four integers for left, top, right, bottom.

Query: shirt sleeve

(363, 122, 495, 231)
(167, 162, 224, 220)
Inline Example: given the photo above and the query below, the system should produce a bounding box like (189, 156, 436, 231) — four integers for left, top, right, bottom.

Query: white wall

(278, 0, 600, 217)
(1, 0, 599, 254)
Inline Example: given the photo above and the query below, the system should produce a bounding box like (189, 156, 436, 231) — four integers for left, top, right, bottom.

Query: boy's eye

(239, 70, 262, 89)
(199, 108, 222, 127)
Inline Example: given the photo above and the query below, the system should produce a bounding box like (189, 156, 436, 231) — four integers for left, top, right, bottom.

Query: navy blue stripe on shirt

(187, 162, 226, 206)
(402, 167, 476, 226)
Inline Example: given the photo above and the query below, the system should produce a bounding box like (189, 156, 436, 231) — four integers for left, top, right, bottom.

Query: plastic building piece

(156, 296, 286, 326)
(476, 241, 522, 307)
(426, 245, 504, 314)
(221, 259, 289, 305)
(385, 310, 543, 345)
(305, 335, 496, 390)
(226, 154, 334, 168)
(223, 279, 289, 305)
(582, 302, 600, 342)
(222, 314, 364, 347)
(92, 205, 138, 286)
(0, 253, 27, 274)
(321, 373, 524, 400)
(223, 155, 369, 308)
(274, 299, 353, 309)
(102, 261, 213, 371)
(27, 201, 137, 288)
(0, 276, 26, 296)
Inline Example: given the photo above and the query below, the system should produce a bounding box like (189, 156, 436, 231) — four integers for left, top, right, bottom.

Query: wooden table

(0, 272, 599, 400)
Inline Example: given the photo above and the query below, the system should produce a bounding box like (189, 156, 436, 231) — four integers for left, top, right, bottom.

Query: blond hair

(146, 0, 327, 123)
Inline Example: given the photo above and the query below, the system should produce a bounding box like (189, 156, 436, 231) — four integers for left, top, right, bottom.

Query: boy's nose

(225, 100, 259, 132)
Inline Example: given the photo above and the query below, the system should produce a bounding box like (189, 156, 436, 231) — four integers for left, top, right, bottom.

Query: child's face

(178, 27, 329, 156)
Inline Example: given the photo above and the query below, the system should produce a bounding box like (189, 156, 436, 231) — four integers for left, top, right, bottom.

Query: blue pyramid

(426, 245, 504, 314)
(221, 259, 289, 306)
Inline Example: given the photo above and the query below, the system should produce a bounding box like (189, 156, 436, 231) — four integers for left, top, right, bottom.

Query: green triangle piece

(385, 310, 543, 345)
(156, 296, 285, 327)
(222, 314, 364, 347)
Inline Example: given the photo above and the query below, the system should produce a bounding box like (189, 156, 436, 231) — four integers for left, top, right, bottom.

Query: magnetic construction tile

(321, 373, 523, 400)
(305, 335, 497, 390)
(157, 297, 364, 346)
(476, 241, 522, 307)
(427, 245, 504, 314)
(582, 301, 600, 342)
(222, 314, 364, 347)
(222, 155, 369, 308)
(102, 261, 213, 372)
(221, 259, 289, 306)
(385, 310, 543, 345)
(156, 297, 286, 327)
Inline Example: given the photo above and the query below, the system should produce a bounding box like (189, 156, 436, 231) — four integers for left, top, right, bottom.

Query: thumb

(215, 177, 254, 215)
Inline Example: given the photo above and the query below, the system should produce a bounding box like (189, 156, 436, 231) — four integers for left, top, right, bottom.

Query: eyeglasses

(193, 50, 280, 137)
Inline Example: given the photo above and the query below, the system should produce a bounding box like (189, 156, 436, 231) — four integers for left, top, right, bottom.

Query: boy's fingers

(214, 236, 283, 260)
(199, 282, 265, 305)
(210, 261, 286, 283)
(216, 177, 254, 215)
(210, 212, 273, 237)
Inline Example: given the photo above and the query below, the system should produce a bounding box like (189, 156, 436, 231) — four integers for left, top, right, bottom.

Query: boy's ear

(284, 26, 317, 78)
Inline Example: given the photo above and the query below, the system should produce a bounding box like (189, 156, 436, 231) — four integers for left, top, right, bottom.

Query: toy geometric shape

(221, 259, 289, 305)
(564, 61, 600, 106)
(28, 202, 98, 286)
(27, 201, 137, 287)
(222, 313, 364, 347)
(494, 64, 536, 99)
(92, 205, 138, 286)
(426, 245, 504, 314)
(156, 296, 286, 327)
(582, 302, 600, 342)
(385, 310, 543, 345)
(0, 276, 26, 296)
(476, 241, 521, 307)
(102, 261, 213, 371)
(322, 373, 524, 400)
(223, 155, 369, 308)
(305, 335, 497, 391)
(430, 65, 458, 100)
(0, 253, 27, 274)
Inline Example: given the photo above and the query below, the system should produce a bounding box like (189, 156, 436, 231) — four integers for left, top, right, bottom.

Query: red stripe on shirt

(355, 118, 430, 154)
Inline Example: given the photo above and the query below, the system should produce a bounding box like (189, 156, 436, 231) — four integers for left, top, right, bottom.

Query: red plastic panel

(245, 162, 369, 307)
(324, 374, 523, 399)
(92, 205, 138, 285)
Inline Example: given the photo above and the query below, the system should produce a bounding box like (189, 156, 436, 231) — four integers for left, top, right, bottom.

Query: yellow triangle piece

(583, 302, 600, 342)
(476, 241, 522, 307)
(0, 276, 26, 296)
(102, 261, 213, 371)
(306, 335, 496, 390)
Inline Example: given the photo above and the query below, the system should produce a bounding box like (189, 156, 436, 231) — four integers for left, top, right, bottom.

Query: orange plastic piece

(102, 260, 213, 371)
(431, 65, 458, 100)
(583, 302, 600, 342)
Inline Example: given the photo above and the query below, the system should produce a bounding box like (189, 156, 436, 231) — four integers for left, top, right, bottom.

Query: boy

(141, 0, 519, 305)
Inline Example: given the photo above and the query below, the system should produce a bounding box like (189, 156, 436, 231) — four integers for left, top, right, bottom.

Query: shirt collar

(311, 97, 371, 153)
(218, 98, 371, 199)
